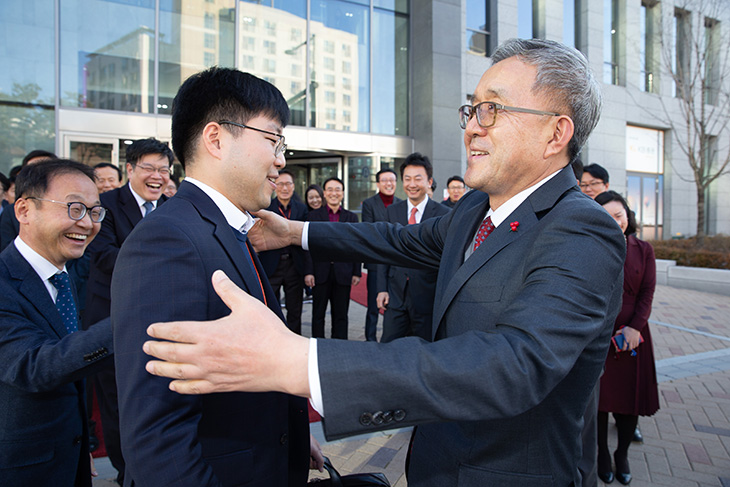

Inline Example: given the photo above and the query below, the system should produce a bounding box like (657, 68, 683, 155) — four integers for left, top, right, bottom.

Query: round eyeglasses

(27, 197, 107, 223)
(219, 120, 287, 157)
(459, 101, 561, 129)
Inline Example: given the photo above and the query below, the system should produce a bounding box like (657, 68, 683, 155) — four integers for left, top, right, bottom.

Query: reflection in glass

(158, 0, 236, 114)
(69, 141, 113, 167)
(0, 105, 55, 175)
(373, 8, 408, 135)
(347, 156, 375, 211)
(238, 0, 307, 126)
(61, 0, 155, 112)
(311, 0, 369, 132)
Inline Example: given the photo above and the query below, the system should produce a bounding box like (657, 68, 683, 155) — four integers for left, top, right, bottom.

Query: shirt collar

(407, 197, 429, 220)
(14, 235, 67, 279)
(128, 183, 157, 211)
(486, 169, 561, 228)
(185, 177, 253, 233)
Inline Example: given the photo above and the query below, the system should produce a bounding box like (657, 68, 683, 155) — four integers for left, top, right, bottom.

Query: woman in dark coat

(596, 191, 659, 485)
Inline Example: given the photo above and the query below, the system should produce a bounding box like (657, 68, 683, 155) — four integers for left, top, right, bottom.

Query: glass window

(324, 40, 335, 53)
(347, 156, 376, 212)
(704, 17, 720, 105)
(61, 0, 156, 112)
(343, 94, 351, 106)
(205, 12, 215, 29)
(563, 0, 575, 47)
(324, 74, 336, 87)
(238, 0, 307, 126)
(242, 36, 256, 51)
(342, 61, 352, 74)
(241, 55, 255, 69)
(466, 0, 493, 56)
(373, 7, 408, 135)
(311, 0, 370, 132)
(0, 0, 55, 171)
(518, 0, 533, 39)
(158, 0, 236, 115)
(324, 57, 335, 70)
(325, 91, 336, 103)
(640, 0, 660, 93)
(673, 8, 691, 97)
(603, 0, 621, 85)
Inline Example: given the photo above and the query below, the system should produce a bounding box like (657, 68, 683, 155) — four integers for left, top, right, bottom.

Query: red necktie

(408, 207, 418, 225)
(473, 216, 494, 251)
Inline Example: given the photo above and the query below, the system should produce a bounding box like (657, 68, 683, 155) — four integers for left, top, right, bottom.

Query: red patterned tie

(473, 216, 494, 251)
(408, 207, 418, 225)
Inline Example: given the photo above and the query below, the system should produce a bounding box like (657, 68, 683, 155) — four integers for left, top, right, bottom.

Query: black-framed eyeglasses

(219, 120, 287, 157)
(458, 101, 561, 129)
(27, 197, 106, 223)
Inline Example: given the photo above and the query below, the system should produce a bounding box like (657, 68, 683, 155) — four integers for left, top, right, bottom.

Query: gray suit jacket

(308, 166, 625, 487)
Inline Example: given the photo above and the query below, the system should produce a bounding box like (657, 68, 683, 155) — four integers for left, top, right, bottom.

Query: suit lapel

(5, 245, 68, 339)
(120, 184, 143, 228)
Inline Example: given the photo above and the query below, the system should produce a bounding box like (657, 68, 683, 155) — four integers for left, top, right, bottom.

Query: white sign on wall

(626, 125, 664, 173)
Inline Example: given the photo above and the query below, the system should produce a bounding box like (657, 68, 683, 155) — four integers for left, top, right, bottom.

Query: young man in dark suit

(83, 137, 172, 483)
(359, 168, 400, 341)
(441, 175, 466, 208)
(376, 154, 449, 342)
(0, 160, 112, 486)
(305, 177, 360, 340)
(144, 39, 625, 487)
(258, 170, 308, 334)
(112, 68, 316, 487)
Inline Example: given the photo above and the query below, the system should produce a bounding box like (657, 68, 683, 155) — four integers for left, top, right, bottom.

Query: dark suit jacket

(259, 197, 309, 277)
(0, 203, 20, 251)
(304, 206, 361, 285)
(112, 181, 309, 487)
(376, 199, 450, 314)
(0, 244, 112, 486)
(84, 184, 166, 327)
(307, 167, 625, 486)
(360, 193, 402, 271)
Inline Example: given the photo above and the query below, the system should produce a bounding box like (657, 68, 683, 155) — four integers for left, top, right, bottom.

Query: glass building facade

(1, 0, 411, 211)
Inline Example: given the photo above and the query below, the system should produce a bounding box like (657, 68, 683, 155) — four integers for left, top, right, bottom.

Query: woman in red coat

(595, 191, 659, 485)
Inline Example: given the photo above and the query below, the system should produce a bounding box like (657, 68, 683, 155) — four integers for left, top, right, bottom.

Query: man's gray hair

(492, 38, 602, 163)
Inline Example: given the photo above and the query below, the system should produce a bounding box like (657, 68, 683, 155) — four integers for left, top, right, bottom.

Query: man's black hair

(323, 177, 344, 191)
(582, 163, 609, 183)
(9, 165, 23, 183)
(595, 190, 637, 236)
(15, 159, 96, 200)
(446, 175, 465, 187)
(22, 149, 57, 166)
(94, 162, 123, 181)
(171, 67, 289, 169)
(376, 168, 397, 182)
(126, 138, 174, 166)
(0, 172, 10, 192)
(399, 152, 433, 180)
(571, 158, 584, 181)
(278, 169, 295, 180)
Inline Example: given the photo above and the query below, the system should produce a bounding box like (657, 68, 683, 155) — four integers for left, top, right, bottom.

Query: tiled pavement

(94, 284, 730, 486)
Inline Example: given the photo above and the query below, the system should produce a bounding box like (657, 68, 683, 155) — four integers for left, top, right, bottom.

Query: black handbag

(308, 456, 391, 487)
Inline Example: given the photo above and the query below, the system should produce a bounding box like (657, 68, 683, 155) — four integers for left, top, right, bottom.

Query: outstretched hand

(144, 270, 311, 396)
(248, 209, 304, 252)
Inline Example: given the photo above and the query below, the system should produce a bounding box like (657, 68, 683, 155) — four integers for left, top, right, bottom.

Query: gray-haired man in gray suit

(144, 38, 625, 487)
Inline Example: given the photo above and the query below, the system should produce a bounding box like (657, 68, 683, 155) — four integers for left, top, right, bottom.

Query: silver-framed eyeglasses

(134, 163, 171, 176)
(219, 120, 287, 157)
(458, 101, 561, 129)
(27, 197, 106, 223)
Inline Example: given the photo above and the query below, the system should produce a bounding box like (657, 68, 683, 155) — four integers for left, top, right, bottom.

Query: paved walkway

(94, 284, 730, 486)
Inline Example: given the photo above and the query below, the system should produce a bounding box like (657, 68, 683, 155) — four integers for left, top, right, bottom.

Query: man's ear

(202, 122, 225, 160)
(14, 197, 31, 225)
(544, 115, 574, 160)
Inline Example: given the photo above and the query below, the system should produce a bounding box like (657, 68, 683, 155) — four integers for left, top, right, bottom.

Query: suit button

(280, 433, 288, 445)
(359, 413, 373, 426)
(73, 436, 82, 445)
(393, 410, 406, 421)
(382, 411, 393, 423)
(372, 411, 384, 425)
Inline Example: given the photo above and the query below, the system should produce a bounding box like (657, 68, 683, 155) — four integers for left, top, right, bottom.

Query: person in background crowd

(441, 175, 466, 208)
(0, 172, 10, 215)
(305, 183, 324, 212)
(164, 175, 180, 198)
(0, 159, 113, 487)
(84, 137, 173, 485)
(580, 163, 609, 199)
(93, 163, 123, 194)
(571, 157, 584, 183)
(360, 168, 401, 341)
(595, 190, 659, 486)
(259, 170, 308, 334)
(305, 177, 360, 339)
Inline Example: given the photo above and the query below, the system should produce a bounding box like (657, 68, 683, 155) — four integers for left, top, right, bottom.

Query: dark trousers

(268, 255, 303, 335)
(380, 281, 432, 343)
(579, 382, 599, 487)
(312, 274, 351, 339)
(364, 268, 379, 341)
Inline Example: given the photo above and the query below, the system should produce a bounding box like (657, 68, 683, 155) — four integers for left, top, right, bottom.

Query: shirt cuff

(308, 337, 324, 416)
(301, 222, 310, 250)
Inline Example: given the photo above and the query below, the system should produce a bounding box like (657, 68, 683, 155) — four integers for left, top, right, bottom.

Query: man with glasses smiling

(0, 159, 112, 487)
(111, 68, 316, 487)
(84, 137, 174, 484)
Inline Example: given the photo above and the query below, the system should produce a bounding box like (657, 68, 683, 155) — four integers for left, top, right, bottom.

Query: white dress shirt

(14, 236, 67, 302)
